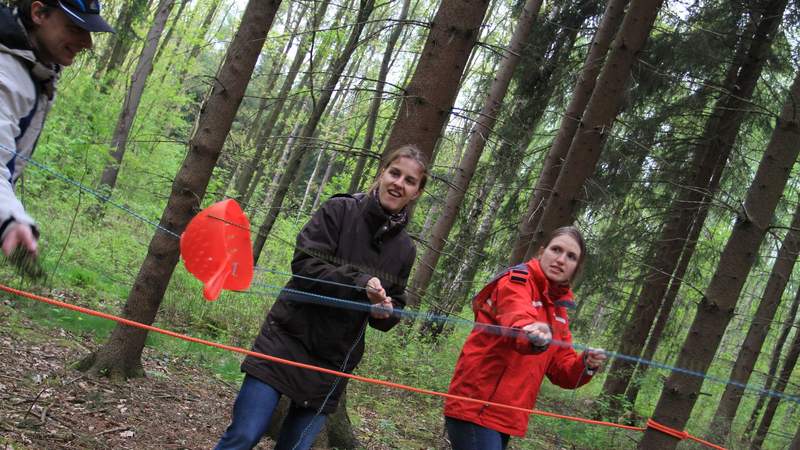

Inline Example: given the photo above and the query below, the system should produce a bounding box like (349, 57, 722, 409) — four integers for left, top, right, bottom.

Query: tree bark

(509, 0, 629, 264)
(76, 0, 282, 379)
(709, 201, 800, 440)
(639, 63, 800, 450)
(252, 0, 377, 263)
(404, 0, 544, 311)
(99, 0, 176, 195)
(382, 0, 491, 164)
(602, 0, 786, 411)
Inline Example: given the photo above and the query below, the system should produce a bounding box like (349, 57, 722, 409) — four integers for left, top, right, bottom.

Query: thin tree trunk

(347, 0, 412, 193)
(709, 201, 800, 440)
(509, 0, 629, 264)
(405, 0, 543, 311)
(99, 0, 176, 194)
(252, 0, 377, 263)
(312, 151, 336, 211)
(382, 0, 491, 163)
(639, 64, 800, 450)
(98, 0, 149, 78)
(244, 3, 305, 146)
(751, 304, 800, 449)
(154, 0, 189, 65)
(177, 0, 223, 84)
(234, 0, 332, 198)
(76, 0, 282, 379)
(299, 148, 326, 214)
(532, 0, 664, 246)
(743, 283, 800, 439)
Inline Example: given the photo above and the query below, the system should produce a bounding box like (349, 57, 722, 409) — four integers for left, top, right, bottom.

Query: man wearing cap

(0, 0, 112, 257)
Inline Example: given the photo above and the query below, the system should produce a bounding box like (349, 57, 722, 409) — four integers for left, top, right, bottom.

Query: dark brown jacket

(242, 193, 414, 413)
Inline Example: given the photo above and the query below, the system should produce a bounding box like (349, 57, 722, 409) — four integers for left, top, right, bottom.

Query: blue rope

(6, 143, 800, 405)
(246, 280, 800, 405)
(0, 143, 180, 239)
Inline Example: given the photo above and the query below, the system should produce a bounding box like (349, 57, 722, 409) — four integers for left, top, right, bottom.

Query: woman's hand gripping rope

(366, 276, 393, 319)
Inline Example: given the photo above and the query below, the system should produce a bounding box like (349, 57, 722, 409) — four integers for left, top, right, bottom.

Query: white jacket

(0, 8, 58, 237)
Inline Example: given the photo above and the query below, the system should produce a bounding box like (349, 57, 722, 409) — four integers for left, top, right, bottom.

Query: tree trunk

(743, 283, 800, 439)
(177, 0, 223, 84)
(382, 0, 491, 164)
(252, 0, 377, 264)
(75, 0, 282, 379)
(98, 0, 176, 195)
(243, 4, 305, 146)
(347, 0, 412, 193)
(709, 201, 800, 440)
(639, 63, 800, 450)
(234, 0, 332, 198)
(531, 0, 664, 247)
(312, 150, 336, 212)
(97, 0, 149, 79)
(153, 0, 188, 65)
(602, 0, 785, 412)
(509, 0, 628, 264)
(622, 208, 704, 409)
(751, 304, 800, 449)
(404, 0, 544, 311)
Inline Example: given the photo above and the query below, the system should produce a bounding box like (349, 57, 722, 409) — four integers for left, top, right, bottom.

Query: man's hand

(2, 223, 37, 257)
(522, 322, 552, 348)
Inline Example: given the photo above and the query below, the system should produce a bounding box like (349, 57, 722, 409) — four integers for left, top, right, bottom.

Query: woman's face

(538, 235, 581, 284)
(377, 156, 424, 213)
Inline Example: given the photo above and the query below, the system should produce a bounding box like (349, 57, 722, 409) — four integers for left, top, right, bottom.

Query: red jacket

(444, 259, 593, 436)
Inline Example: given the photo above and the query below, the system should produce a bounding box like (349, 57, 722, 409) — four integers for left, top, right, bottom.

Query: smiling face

(537, 234, 582, 285)
(29, 2, 93, 66)
(376, 156, 424, 213)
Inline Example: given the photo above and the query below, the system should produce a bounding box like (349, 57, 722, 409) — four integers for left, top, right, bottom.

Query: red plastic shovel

(179, 199, 254, 300)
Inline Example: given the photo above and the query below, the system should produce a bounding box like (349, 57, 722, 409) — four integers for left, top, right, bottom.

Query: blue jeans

(445, 416, 510, 450)
(215, 375, 327, 450)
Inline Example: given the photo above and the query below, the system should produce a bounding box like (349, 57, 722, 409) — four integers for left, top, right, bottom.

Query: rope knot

(646, 418, 688, 440)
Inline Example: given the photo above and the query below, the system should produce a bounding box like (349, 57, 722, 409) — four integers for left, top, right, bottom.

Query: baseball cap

(56, 0, 114, 33)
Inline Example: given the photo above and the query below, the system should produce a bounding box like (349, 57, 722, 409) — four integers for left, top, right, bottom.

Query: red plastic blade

(180, 199, 254, 300)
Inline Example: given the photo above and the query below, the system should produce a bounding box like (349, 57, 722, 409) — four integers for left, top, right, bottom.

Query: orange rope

(0, 283, 725, 449)
(646, 419, 727, 450)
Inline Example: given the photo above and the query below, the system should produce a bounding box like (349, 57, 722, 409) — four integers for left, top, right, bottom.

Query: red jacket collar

(527, 259, 574, 306)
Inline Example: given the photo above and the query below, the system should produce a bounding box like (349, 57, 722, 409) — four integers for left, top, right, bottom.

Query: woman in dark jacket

(444, 226, 606, 450)
(215, 145, 428, 450)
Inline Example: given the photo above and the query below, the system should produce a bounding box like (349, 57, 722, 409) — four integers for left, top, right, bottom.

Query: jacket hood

(0, 5, 35, 60)
(0, 5, 59, 98)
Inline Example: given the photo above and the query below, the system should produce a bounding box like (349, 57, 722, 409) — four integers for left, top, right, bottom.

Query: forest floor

(0, 297, 454, 450)
(0, 295, 612, 450)
(0, 298, 243, 450)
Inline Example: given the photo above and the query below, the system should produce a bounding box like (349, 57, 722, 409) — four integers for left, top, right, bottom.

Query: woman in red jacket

(444, 226, 606, 450)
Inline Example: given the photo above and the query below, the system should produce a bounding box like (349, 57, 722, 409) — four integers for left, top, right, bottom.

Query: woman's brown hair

(539, 226, 587, 282)
(369, 144, 429, 193)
